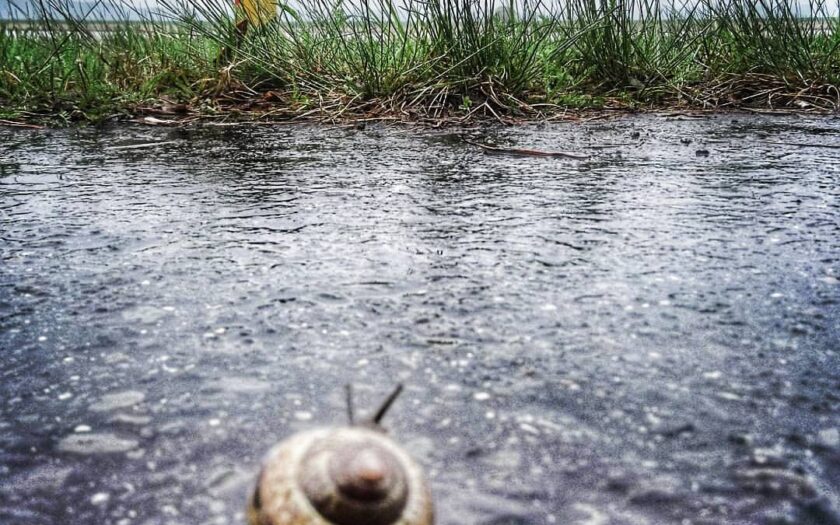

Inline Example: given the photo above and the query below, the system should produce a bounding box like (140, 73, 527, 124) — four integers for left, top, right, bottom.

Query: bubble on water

(214, 377, 270, 394)
(110, 413, 152, 425)
(74, 425, 92, 433)
(89, 391, 145, 412)
(90, 492, 110, 505)
(121, 306, 172, 324)
(733, 466, 817, 500)
(817, 428, 839, 448)
(520, 423, 539, 435)
(717, 391, 740, 401)
(570, 502, 609, 525)
(57, 433, 139, 454)
(474, 392, 491, 401)
(8, 464, 74, 492)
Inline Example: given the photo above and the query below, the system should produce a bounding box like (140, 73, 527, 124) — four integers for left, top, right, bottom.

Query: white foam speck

(57, 433, 138, 454)
(89, 391, 145, 412)
(294, 411, 313, 421)
(817, 428, 839, 448)
(520, 423, 540, 435)
(91, 493, 110, 505)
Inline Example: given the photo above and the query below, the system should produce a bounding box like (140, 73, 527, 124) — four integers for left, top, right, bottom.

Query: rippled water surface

(1, 115, 839, 525)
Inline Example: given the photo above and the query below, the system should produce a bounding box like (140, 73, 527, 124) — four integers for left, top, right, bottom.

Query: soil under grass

(1, 0, 839, 126)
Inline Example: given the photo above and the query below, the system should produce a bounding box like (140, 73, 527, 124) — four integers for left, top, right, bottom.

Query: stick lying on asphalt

(106, 141, 180, 151)
(763, 141, 840, 150)
(464, 139, 590, 159)
(0, 119, 45, 130)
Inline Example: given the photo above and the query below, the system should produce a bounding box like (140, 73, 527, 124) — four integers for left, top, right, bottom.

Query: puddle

(1, 114, 838, 524)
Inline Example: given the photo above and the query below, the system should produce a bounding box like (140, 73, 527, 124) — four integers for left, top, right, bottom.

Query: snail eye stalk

(345, 383, 355, 425)
(372, 384, 404, 425)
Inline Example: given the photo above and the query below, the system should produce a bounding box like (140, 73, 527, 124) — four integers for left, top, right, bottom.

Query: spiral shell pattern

(248, 427, 433, 525)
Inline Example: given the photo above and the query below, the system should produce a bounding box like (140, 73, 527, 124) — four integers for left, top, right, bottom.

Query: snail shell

(248, 426, 434, 525)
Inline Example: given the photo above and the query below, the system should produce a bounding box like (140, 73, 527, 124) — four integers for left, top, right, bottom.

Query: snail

(247, 384, 434, 525)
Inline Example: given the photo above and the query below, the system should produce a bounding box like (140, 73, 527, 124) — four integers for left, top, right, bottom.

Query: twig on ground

(0, 119, 45, 129)
(138, 116, 181, 126)
(464, 139, 590, 159)
(763, 141, 840, 149)
(106, 141, 181, 151)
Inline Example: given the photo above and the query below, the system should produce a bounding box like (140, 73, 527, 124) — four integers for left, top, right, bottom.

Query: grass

(1, 0, 839, 124)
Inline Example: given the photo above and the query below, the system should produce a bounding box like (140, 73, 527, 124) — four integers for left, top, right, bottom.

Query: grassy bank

(1, 0, 839, 124)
